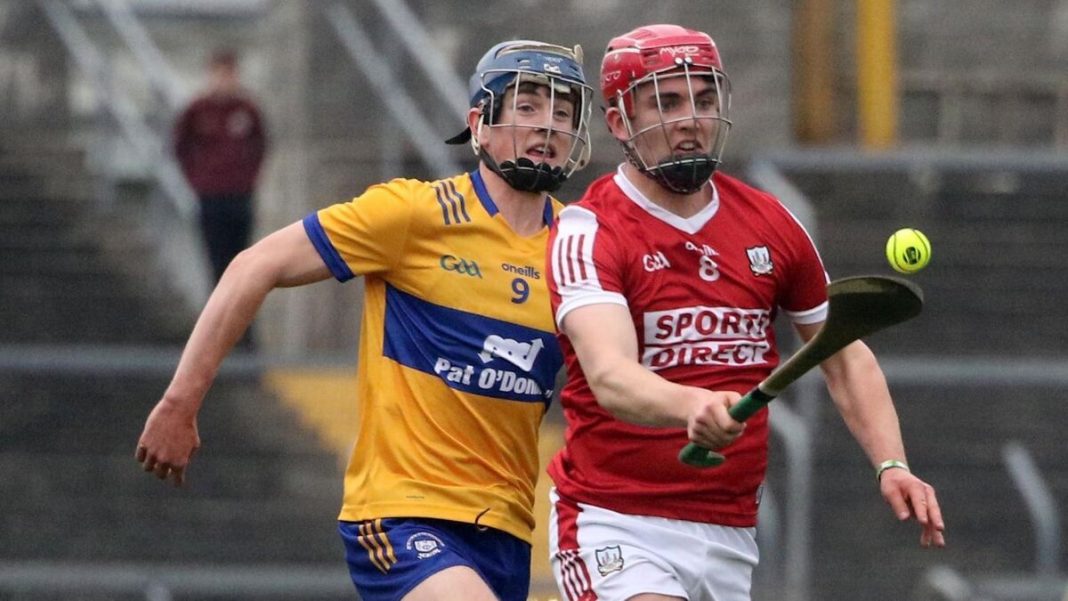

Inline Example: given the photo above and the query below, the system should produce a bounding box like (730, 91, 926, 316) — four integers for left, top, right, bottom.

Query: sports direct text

(641, 306, 772, 370)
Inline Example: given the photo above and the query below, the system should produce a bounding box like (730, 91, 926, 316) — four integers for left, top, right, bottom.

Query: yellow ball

(885, 228, 931, 274)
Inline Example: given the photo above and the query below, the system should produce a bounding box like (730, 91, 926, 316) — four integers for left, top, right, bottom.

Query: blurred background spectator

(174, 47, 267, 287)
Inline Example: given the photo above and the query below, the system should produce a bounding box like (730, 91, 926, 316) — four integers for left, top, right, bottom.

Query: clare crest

(406, 532, 445, 559)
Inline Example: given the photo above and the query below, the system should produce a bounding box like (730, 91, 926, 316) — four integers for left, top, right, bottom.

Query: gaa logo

(440, 254, 483, 278)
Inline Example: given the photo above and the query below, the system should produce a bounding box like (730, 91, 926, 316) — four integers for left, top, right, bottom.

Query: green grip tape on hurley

(678, 388, 776, 468)
(678, 444, 726, 467)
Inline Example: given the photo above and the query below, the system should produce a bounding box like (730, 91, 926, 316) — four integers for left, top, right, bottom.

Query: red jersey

(547, 166, 829, 527)
(174, 92, 267, 196)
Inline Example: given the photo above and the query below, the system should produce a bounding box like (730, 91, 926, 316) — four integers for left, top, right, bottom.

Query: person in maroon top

(545, 24, 945, 601)
(174, 49, 267, 285)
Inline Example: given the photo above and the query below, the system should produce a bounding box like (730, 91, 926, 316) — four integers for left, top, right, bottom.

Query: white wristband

(876, 459, 910, 483)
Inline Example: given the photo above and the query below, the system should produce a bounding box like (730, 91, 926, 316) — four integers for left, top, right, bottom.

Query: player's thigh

(548, 491, 688, 600)
(339, 518, 528, 601)
(548, 489, 757, 601)
(402, 565, 498, 601)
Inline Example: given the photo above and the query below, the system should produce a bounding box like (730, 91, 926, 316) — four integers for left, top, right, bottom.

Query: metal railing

(766, 381, 818, 601)
(916, 565, 1067, 601)
(324, 2, 461, 178)
(95, 0, 189, 111)
(38, 0, 211, 311)
(1003, 441, 1062, 575)
(38, 0, 197, 218)
(883, 357, 1068, 600)
(357, 0, 468, 120)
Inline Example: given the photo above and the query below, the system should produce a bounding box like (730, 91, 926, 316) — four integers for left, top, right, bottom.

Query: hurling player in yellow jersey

(135, 40, 592, 601)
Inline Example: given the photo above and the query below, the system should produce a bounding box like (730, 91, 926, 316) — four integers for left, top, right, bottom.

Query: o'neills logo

(641, 305, 772, 370)
(501, 262, 541, 279)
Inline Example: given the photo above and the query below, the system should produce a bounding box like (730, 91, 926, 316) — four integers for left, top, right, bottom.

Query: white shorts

(548, 488, 759, 601)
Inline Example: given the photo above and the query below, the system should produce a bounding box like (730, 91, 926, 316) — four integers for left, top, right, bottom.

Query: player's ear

(467, 106, 488, 153)
(604, 106, 629, 143)
(466, 105, 483, 133)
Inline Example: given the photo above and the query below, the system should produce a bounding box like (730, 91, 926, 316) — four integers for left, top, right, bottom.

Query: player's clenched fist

(135, 398, 201, 488)
(686, 390, 744, 450)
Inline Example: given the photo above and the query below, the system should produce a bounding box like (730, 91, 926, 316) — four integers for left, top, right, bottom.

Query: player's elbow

(594, 394, 639, 424)
(585, 367, 649, 423)
(821, 341, 880, 387)
(584, 365, 626, 411)
(219, 244, 285, 293)
(592, 389, 628, 417)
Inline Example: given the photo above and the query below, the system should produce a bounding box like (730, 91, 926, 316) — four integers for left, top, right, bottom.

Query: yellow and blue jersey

(302, 170, 563, 543)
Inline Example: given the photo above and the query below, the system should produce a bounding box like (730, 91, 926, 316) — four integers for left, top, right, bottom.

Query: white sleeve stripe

(554, 206, 601, 288)
(557, 234, 573, 286)
(785, 300, 829, 324)
(554, 233, 587, 287)
(579, 234, 593, 283)
(565, 234, 579, 285)
(556, 292, 628, 331)
(552, 232, 566, 287)
(552, 205, 614, 327)
(582, 232, 595, 281)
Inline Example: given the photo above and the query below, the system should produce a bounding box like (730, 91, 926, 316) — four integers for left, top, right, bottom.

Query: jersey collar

(613, 164, 719, 235)
(470, 169, 554, 227)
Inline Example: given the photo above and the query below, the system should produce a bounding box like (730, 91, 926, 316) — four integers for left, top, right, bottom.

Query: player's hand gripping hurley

(679, 275, 924, 468)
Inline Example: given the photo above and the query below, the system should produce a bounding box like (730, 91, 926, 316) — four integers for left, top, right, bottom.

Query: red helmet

(599, 25, 732, 194)
(601, 24, 725, 114)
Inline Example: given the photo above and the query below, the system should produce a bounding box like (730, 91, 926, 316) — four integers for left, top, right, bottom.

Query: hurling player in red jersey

(545, 24, 945, 601)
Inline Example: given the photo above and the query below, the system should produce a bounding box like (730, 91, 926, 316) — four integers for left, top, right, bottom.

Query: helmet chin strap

(479, 147, 568, 193)
(621, 143, 718, 195)
(646, 155, 718, 194)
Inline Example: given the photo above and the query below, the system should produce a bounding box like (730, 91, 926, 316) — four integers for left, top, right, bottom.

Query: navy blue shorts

(338, 518, 531, 601)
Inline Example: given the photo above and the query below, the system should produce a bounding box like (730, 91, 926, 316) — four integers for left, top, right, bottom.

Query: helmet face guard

(447, 41, 593, 193)
(614, 66, 732, 194)
(601, 24, 733, 194)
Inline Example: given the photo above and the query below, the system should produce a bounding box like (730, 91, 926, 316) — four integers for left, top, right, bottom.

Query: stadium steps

(0, 173, 192, 346)
(780, 166, 1068, 600)
(0, 452, 338, 503)
(793, 169, 1068, 351)
(0, 373, 332, 456)
(0, 371, 344, 564)
(0, 141, 348, 577)
(1, 496, 342, 563)
(807, 388, 1065, 600)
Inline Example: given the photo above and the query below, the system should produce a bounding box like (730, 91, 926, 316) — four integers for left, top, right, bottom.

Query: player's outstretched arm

(562, 303, 742, 449)
(136, 221, 332, 487)
(799, 322, 946, 548)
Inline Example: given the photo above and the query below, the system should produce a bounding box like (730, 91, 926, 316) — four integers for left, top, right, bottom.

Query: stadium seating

(778, 158, 1068, 601)
(0, 141, 347, 586)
